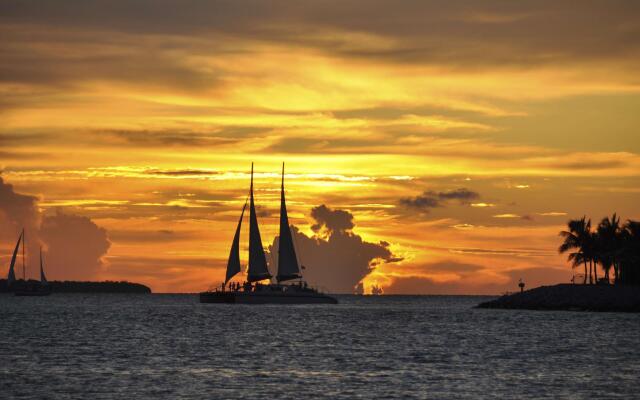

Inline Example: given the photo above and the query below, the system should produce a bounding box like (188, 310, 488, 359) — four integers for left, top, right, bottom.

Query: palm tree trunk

(583, 262, 588, 284)
(592, 260, 598, 283)
(619, 261, 624, 284)
(588, 262, 593, 284)
(618, 262, 622, 284)
(613, 262, 619, 284)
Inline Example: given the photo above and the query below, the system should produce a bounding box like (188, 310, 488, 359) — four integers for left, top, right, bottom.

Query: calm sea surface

(1, 294, 639, 399)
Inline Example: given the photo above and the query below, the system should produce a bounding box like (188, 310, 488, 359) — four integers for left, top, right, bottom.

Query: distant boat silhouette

(6, 229, 21, 286)
(200, 163, 337, 304)
(7, 229, 52, 296)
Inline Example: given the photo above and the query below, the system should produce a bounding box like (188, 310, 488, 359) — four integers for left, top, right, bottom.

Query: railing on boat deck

(206, 281, 333, 294)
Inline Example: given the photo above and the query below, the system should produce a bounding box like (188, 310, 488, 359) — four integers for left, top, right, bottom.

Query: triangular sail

(40, 246, 48, 285)
(247, 163, 272, 282)
(7, 230, 22, 285)
(225, 199, 247, 284)
(277, 163, 301, 282)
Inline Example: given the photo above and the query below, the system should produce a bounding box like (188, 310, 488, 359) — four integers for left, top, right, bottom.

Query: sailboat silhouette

(199, 163, 337, 304)
(6, 230, 52, 296)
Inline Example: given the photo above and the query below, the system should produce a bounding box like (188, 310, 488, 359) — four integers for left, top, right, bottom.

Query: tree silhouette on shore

(559, 216, 593, 284)
(559, 215, 640, 285)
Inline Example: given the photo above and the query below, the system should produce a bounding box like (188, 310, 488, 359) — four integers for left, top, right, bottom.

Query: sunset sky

(1, 1, 639, 293)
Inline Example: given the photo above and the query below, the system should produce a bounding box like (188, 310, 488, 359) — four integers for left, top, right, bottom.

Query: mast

(247, 163, 272, 282)
(277, 162, 302, 282)
(7, 230, 22, 285)
(225, 198, 247, 284)
(40, 246, 48, 284)
(22, 229, 25, 280)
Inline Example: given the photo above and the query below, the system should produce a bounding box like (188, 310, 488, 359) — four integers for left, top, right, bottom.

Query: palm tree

(559, 216, 592, 284)
(620, 220, 640, 285)
(594, 231, 612, 283)
(585, 229, 598, 283)
(597, 213, 622, 284)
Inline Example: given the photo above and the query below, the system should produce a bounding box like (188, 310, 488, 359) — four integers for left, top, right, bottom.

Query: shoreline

(0, 279, 151, 294)
(477, 283, 640, 312)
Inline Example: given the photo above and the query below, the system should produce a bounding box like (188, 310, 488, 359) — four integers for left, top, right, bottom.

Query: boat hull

(199, 290, 338, 304)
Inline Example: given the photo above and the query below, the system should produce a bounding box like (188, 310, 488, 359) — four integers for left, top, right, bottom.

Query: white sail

(247, 163, 272, 282)
(225, 199, 247, 284)
(40, 246, 48, 285)
(7, 230, 22, 284)
(277, 163, 301, 282)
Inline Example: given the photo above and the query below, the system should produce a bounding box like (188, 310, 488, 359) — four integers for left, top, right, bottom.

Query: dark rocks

(477, 284, 640, 312)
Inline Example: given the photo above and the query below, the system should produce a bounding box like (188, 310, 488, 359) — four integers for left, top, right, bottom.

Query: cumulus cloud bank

(40, 211, 111, 280)
(269, 205, 401, 293)
(0, 177, 110, 281)
(0, 177, 40, 237)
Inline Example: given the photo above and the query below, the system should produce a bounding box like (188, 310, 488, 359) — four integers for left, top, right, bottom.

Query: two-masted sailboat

(199, 163, 337, 304)
(6, 229, 52, 296)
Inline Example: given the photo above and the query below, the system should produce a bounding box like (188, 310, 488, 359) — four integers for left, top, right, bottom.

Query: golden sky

(1, 1, 640, 293)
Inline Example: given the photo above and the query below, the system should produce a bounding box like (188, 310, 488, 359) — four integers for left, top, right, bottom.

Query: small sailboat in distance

(200, 163, 337, 304)
(6, 229, 22, 287)
(39, 246, 49, 285)
(9, 230, 52, 296)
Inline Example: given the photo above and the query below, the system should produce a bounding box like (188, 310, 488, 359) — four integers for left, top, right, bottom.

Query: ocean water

(1, 294, 639, 399)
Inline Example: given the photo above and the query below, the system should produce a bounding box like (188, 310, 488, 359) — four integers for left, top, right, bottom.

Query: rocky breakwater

(477, 284, 640, 312)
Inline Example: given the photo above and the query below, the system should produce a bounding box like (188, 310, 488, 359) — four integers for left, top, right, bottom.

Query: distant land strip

(477, 284, 640, 312)
(0, 280, 151, 294)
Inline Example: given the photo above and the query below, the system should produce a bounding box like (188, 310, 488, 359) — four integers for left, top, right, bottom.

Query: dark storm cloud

(437, 188, 480, 201)
(254, 204, 272, 218)
(102, 127, 267, 147)
(310, 204, 355, 235)
(264, 137, 384, 155)
(0, 151, 52, 160)
(104, 131, 238, 147)
(400, 188, 479, 211)
(264, 134, 554, 160)
(0, 29, 229, 97)
(145, 169, 221, 177)
(448, 246, 553, 257)
(547, 159, 628, 171)
(0, 0, 276, 35)
(1, 128, 261, 149)
(269, 205, 401, 293)
(0, 133, 51, 146)
(332, 105, 498, 121)
(400, 194, 440, 209)
(2, 1, 639, 65)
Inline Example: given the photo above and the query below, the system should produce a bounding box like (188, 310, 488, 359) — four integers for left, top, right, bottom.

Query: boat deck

(200, 287, 337, 304)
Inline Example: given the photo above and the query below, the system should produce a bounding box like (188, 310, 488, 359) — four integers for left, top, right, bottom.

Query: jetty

(477, 284, 640, 312)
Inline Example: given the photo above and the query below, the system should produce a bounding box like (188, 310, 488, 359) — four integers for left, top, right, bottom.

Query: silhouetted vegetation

(0, 279, 151, 293)
(559, 214, 640, 285)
